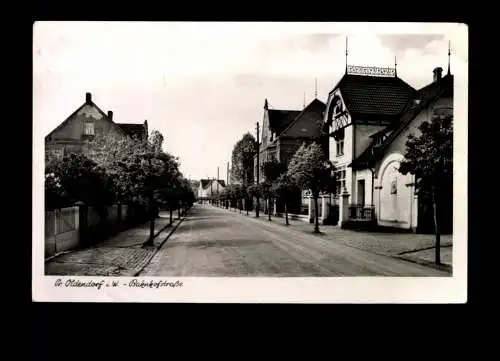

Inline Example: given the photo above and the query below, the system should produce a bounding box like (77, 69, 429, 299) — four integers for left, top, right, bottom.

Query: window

(336, 139, 344, 156)
(334, 128, 345, 157)
(84, 121, 95, 136)
(334, 166, 346, 195)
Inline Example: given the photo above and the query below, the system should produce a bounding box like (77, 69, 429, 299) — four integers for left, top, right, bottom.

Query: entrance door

(357, 179, 365, 206)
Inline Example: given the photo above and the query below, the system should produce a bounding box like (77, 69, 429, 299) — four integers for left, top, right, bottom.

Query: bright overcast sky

(33, 22, 467, 180)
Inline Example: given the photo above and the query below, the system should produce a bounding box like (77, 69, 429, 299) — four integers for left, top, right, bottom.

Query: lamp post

(255, 121, 260, 218)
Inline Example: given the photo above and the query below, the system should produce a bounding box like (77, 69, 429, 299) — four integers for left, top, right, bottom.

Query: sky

(33, 22, 468, 181)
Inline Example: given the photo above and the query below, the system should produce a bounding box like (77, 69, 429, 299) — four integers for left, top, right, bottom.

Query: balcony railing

(348, 204, 375, 221)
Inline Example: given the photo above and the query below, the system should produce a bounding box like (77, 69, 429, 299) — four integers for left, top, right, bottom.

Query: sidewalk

(211, 204, 453, 271)
(45, 212, 185, 277)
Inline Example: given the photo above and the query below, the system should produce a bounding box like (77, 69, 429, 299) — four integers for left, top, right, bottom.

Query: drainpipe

(368, 149, 377, 221)
(409, 174, 414, 231)
(370, 167, 375, 207)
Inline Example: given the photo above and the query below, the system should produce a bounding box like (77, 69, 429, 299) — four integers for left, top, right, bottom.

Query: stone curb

(133, 212, 188, 277)
(395, 254, 453, 273)
(141, 218, 178, 247)
(212, 205, 453, 272)
(44, 251, 72, 264)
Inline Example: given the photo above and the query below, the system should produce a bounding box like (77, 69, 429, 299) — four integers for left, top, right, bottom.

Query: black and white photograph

(33, 22, 468, 303)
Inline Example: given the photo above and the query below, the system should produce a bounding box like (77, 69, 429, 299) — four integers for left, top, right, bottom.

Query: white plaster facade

(374, 152, 417, 229)
(372, 95, 453, 230)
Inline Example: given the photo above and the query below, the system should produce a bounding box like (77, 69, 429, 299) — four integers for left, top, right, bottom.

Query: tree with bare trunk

(273, 174, 300, 226)
(287, 142, 335, 233)
(261, 158, 287, 222)
(88, 130, 181, 247)
(399, 114, 453, 265)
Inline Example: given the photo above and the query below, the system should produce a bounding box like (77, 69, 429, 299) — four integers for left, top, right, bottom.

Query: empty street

(139, 205, 448, 277)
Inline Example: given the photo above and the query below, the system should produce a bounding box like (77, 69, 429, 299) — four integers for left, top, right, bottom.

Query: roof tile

(350, 74, 453, 170)
(338, 74, 417, 117)
(117, 123, 147, 140)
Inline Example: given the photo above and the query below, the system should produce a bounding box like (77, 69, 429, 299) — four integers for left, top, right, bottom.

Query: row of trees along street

(223, 131, 336, 234)
(45, 130, 196, 246)
(221, 113, 452, 265)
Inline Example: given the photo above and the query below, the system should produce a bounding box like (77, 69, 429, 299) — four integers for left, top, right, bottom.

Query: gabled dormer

(324, 66, 417, 163)
(260, 98, 301, 150)
(324, 67, 417, 131)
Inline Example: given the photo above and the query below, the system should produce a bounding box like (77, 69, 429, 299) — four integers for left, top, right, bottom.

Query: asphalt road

(139, 205, 448, 277)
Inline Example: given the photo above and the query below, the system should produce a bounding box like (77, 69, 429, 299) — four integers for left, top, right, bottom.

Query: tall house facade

(350, 67, 454, 233)
(45, 92, 148, 163)
(324, 65, 416, 204)
(325, 63, 453, 233)
(254, 98, 327, 182)
(254, 97, 327, 214)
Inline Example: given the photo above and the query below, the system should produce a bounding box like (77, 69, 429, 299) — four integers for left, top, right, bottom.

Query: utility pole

(217, 166, 219, 207)
(256, 121, 260, 218)
(226, 161, 229, 186)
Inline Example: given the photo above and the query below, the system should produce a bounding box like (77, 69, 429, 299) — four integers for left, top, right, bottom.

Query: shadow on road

(185, 215, 227, 221)
(169, 219, 225, 235)
(178, 238, 270, 249)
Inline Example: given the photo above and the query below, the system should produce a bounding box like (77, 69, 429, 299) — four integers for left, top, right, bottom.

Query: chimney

(107, 111, 113, 121)
(85, 92, 92, 103)
(433, 67, 443, 82)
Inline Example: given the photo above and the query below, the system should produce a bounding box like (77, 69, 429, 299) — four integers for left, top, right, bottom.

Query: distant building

(197, 178, 226, 201)
(255, 98, 327, 182)
(45, 92, 148, 163)
(254, 97, 327, 214)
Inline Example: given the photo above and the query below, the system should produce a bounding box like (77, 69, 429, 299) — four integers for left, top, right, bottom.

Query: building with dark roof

(197, 178, 226, 200)
(323, 62, 453, 233)
(255, 97, 327, 182)
(253, 97, 327, 215)
(45, 92, 148, 163)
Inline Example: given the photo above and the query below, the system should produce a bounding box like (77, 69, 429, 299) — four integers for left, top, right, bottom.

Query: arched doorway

(377, 153, 414, 230)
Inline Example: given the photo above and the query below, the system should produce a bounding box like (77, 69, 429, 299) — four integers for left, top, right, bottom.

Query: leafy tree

(261, 159, 287, 221)
(247, 183, 263, 217)
(231, 132, 257, 186)
(399, 114, 453, 265)
(242, 185, 252, 215)
(219, 187, 230, 209)
(224, 184, 242, 212)
(45, 172, 64, 210)
(177, 176, 195, 216)
(45, 153, 113, 212)
(262, 158, 287, 182)
(273, 174, 301, 226)
(189, 180, 200, 194)
(160, 172, 182, 225)
(224, 185, 235, 210)
(233, 184, 246, 213)
(88, 130, 180, 246)
(287, 142, 335, 233)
